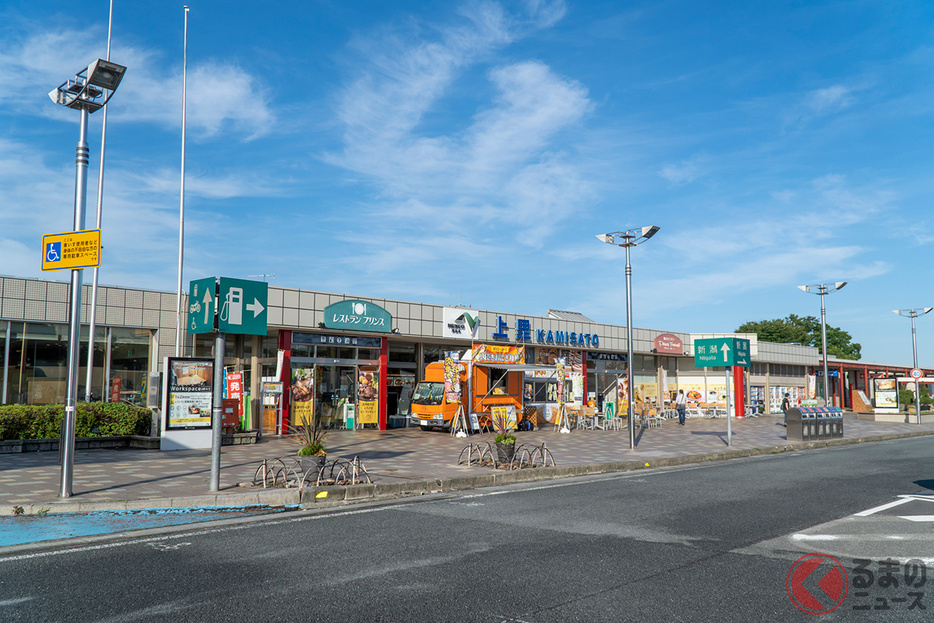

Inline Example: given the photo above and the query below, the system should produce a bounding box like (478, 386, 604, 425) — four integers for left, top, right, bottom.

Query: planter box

(1, 435, 160, 453)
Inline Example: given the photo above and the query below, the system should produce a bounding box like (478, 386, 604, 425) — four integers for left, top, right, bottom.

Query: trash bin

(786, 407, 806, 441)
(830, 407, 844, 438)
(816, 410, 828, 439)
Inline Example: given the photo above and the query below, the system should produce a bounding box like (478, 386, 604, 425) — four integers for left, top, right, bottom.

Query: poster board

(161, 356, 214, 450)
(874, 378, 898, 410)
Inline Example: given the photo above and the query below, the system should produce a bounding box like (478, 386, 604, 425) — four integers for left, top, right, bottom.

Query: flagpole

(85, 0, 115, 402)
(174, 5, 189, 356)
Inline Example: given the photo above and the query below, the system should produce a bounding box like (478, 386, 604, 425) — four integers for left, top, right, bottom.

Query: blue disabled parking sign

(45, 242, 61, 263)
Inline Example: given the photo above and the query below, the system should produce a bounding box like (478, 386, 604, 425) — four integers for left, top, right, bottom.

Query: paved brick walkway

(2, 413, 932, 514)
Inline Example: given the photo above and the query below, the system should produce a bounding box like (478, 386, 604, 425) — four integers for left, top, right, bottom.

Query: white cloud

(781, 83, 856, 130)
(807, 85, 852, 113)
(0, 27, 273, 139)
(658, 157, 704, 184)
(327, 4, 592, 254)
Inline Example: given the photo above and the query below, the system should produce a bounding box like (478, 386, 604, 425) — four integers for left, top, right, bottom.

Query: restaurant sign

(323, 300, 391, 333)
(653, 333, 683, 355)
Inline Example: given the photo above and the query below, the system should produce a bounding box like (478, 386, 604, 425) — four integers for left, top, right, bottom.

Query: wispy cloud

(326, 0, 592, 263)
(658, 155, 706, 184)
(0, 26, 273, 139)
(781, 83, 856, 130)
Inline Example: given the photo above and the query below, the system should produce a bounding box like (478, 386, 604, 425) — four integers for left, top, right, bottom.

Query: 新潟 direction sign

(188, 277, 217, 334)
(694, 337, 750, 367)
(218, 277, 267, 335)
(41, 229, 101, 271)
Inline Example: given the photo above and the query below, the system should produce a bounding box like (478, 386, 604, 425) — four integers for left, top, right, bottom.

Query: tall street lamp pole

(597, 226, 660, 450)
(49, 59, 127, 498)
(893, 307, 932, 424)
(85, 0, 116, 402)
(798, 282, 847, 407)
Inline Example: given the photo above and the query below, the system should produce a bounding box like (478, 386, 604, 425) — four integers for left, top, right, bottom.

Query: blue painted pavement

(0, 505, 300, 548)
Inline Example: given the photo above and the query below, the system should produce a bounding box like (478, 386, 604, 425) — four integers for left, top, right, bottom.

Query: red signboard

(226, 371, 244, 418)
(653, 333, 683, 355)
(110, 376, 122, 403)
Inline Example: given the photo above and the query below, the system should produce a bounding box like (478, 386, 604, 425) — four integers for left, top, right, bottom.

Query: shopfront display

(289, 332, 383, 429)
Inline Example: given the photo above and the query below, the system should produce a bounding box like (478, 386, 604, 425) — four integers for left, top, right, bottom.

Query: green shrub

(0, 403, 152, 441)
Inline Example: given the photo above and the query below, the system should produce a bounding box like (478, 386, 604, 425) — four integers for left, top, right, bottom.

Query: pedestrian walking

(781, 393, 790, 427)
(675, 389, 687, 425)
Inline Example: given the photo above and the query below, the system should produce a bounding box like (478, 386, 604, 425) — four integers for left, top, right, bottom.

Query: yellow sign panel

(41, 229, 101, 271)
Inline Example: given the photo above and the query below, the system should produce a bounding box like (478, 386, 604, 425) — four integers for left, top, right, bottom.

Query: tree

(736, 314, 861, 360)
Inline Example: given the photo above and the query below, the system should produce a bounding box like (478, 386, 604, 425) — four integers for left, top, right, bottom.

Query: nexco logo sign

(443, 307, 479, 339)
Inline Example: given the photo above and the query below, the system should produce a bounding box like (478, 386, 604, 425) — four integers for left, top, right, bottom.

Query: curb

(11, 428, 934, 516)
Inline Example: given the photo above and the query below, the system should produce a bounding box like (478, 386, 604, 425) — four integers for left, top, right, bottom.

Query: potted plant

(288, 413, 329, 469)
(492, 410, 517, 463)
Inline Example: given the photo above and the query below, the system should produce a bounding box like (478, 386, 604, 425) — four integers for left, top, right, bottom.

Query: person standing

(781, 393, 791, 427)
(675, 389, 687, 425)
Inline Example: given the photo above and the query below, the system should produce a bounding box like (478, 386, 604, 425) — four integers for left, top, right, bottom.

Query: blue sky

(2, 1, 934, 366)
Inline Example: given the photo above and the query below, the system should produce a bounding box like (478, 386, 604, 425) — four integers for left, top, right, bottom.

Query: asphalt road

(1, 437, 932, 622)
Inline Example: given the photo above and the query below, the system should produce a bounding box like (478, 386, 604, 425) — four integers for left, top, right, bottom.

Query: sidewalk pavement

(2, 413, 933, 515)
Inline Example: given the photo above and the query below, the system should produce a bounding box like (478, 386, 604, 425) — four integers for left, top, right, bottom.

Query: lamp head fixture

(893, 308, 934, 318)
(49, 59, 127, 113)
(798, 281, 847, 295)
(596, 225, 660, 247)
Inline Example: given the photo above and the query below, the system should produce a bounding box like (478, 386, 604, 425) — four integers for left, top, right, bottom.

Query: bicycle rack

(457, 442, 556, 470)
(253, 455, 373, 489)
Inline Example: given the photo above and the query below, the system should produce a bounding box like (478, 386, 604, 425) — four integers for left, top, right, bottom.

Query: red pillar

(379, 337, 388, 430)
(733, 366, 746, 417)
(278, 330, 291, 435)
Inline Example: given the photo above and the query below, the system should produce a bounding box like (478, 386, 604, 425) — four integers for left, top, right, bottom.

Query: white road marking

(854, 498, 913, 516)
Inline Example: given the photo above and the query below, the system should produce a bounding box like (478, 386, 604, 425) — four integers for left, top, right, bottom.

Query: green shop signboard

(323, 300, 392, 333)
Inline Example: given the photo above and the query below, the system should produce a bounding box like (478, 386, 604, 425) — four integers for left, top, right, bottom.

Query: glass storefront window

(291, 343, 313, 358)
(389, 342, 416, 363)
(358, 348, 380, 361)
(109, 328, 151, 406)
(7, 322, 68, 405)
(422, 345, 470, 368)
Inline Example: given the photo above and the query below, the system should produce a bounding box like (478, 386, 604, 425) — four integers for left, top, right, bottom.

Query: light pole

(85, 0, 116, 403)
(597, 226, 660, 450)
(893, 307, 932, 424)
(175, 5, 190, 357)
(798, 282, 847, 407)
(49, 59, 127, 498)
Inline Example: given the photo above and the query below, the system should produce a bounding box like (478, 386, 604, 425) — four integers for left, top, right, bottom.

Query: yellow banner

(293, 400, 315, 426)
(358, 399, 378, 424)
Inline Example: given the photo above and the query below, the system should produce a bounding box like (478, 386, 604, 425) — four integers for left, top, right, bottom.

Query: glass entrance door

(315, 365, 357, 428)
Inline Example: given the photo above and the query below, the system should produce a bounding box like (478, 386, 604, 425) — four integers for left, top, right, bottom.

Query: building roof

(547, 309, 594, 323)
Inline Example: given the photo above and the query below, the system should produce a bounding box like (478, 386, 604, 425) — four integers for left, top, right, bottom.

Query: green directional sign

(188, 277, 217, 334)
(218, 277, 268, 335)
(694, 337, 751, 368)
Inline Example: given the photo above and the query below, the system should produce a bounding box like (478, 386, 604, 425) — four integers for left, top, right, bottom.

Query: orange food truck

(411, 345, 527, 431)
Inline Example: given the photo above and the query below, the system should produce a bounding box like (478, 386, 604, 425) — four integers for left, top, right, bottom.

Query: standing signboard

(692, 337, 750, 447)
(161, 357, 214, 450)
